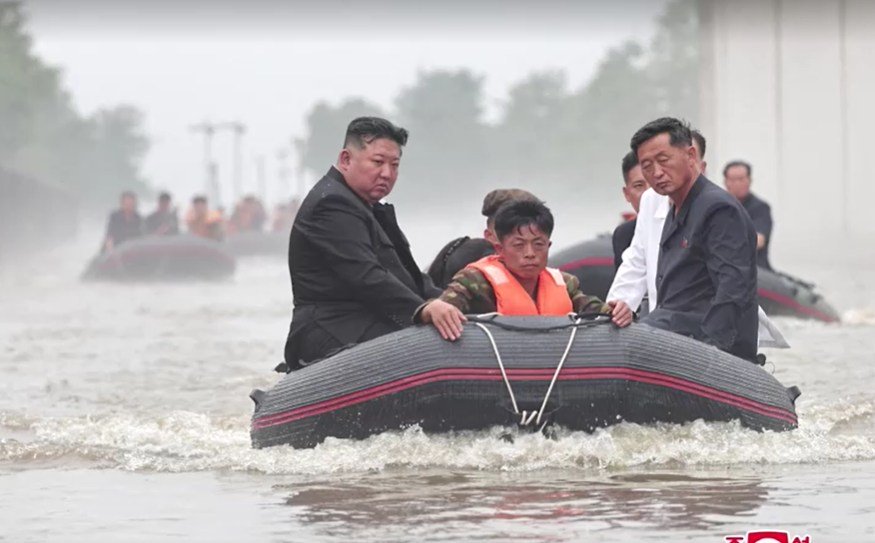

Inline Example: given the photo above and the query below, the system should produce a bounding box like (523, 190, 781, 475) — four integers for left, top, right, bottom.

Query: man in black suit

(632, 118, 758, 362)
(724, 160, 774, 271)
(282, 117, 441, 370)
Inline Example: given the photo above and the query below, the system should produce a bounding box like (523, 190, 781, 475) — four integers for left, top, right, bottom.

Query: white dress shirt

(607, 188, 789, 349)
(608, 188, 667, 310)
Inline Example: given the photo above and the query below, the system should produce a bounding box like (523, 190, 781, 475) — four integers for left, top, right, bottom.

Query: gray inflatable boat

(251, 316, 800, 449)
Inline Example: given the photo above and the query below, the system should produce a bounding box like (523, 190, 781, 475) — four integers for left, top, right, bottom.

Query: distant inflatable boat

(550, 235, 841, 323)
(82, 235, 236, 281)
(224, 231, 288, 257)
(250, 316, 800, 449)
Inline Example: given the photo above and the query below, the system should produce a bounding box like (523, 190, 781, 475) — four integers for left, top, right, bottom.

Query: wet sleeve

(607, 212, 649, 310)
(750, 202, 773, 240)
(701, 206, 758, 350)
(436, 268, 499, 315)
(566, 273, 610, 314)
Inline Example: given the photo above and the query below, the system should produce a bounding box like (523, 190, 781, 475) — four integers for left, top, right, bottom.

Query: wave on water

(2, 398, 874, 475)
(842, 308, 875, 326)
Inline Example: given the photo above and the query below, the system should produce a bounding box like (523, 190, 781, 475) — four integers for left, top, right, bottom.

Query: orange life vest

(466, 255, 572, 316)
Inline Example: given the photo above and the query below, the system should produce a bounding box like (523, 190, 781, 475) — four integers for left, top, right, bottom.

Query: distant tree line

(294, 0, 700, 208)
(0, 3, 149, 210)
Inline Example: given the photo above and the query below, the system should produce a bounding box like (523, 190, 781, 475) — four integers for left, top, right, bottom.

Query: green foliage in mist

(0, 3, 149, 208)
(294, 0, 700, 208)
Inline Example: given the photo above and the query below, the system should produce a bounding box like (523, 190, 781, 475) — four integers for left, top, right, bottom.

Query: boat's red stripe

(557, 257, 614, 272)
(757, 288, 837, 322)
(252, 366, 797, 430)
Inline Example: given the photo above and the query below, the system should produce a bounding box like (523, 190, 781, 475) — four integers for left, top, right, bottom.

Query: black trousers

(289, 319, 399, 369)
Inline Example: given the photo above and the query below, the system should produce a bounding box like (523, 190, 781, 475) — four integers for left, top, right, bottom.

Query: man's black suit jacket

(284, 167, 440, 367)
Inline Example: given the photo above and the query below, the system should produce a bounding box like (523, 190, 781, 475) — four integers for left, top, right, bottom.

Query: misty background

(2, 0, 873, 269)
(1, 0, 702, 260)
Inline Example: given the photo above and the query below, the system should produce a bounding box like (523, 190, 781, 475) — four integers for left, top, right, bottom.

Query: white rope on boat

(473, 316, 583, 428)
(473, 321, 520, 417)
(536, 317, 582, 425)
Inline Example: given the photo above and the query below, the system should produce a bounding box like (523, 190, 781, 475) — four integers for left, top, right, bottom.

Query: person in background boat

(228, 195, 268, 234)
(631, 117, 758, 361)
(724, 160, 774, 271)
(417, 200, 633, 341)
(611, 152, 648, 270)
(101, 191, 142, 253)
(427, 188, 541, 289)
(271, 198, 299, 233)
(185, 195, 224, 241)
(144, 191, 179, 236)
(282, 116, 441, 370)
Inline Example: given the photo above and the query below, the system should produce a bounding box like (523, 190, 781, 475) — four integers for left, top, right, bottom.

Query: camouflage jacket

(415, 267, 610, 319)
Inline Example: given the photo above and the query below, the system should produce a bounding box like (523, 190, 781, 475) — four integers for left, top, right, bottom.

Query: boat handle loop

(473, 317, 582, 432)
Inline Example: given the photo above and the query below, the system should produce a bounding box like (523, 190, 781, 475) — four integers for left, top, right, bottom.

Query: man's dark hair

(343, 117, 409, 149)
(493, 200, 555, 241)
(158, 191, 172, 202)
(630, 117, 693, 156)
(621, 151, 638, 184)
(691, 129, 706, 159)
(120, 190, 136, 200)
(192, 195, 207, 205)
(723, 160, 752, 178)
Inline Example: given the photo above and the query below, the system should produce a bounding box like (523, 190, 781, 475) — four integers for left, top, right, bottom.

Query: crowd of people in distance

(100, 191, 300, 253)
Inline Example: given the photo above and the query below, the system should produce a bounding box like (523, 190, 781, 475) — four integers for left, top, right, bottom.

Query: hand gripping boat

(250, 316, 800, 449)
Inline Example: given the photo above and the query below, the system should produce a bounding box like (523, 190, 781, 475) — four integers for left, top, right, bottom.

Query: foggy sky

(24, 0, 666, 207)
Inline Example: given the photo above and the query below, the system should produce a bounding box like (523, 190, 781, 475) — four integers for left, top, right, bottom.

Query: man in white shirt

(607, 130, 788, 349)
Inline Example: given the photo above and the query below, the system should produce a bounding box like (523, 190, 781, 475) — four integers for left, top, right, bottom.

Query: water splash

(842, 308, 875, 326)
(2, 397, 873, 475)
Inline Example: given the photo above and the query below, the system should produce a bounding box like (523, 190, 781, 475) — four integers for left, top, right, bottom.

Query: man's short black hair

(343, 117, 409, 149)
(691, 129, 706, 159)
(158, 191, 172, 202)
(192, 195, 207, 205)
(630, 117, 693, 156)
(493, 200, 555, 241)
(621, 151, 638, 184)
(120, 190, 136, 200)
(723, 160, 752, 178)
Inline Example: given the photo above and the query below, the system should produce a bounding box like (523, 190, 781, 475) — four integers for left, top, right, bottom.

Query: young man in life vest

(417, 200, 634, 340)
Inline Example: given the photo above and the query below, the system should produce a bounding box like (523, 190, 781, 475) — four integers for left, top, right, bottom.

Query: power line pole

(216, 121, 246, 204)
(255, 155, 267, 204)
(189, 121, 219, 205)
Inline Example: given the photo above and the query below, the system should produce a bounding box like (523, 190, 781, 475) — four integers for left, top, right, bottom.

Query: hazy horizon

(23, 0, 667, 207)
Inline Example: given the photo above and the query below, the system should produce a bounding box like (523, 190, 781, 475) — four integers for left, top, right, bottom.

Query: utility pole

(189, 121, 219, 205)
(255, 155, 267, 204)
(291, 137, 307, 198)
(277, 147, 291, 200)
(216, 121, 246, 204)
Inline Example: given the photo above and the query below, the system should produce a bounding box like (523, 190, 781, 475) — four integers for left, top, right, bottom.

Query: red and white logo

(724, 531, 810, 543)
